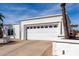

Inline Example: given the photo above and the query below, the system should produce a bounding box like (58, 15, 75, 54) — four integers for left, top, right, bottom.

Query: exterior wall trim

(20, 14, 62, 22)
(24, 22, 60, 26)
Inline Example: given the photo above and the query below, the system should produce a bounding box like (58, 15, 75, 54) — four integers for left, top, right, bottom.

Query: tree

(0, 13, 5, 38)
(60, 3, 70, 39)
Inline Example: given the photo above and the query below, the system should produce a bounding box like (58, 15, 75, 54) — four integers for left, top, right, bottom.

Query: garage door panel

(27, 27, 59, 40)
(25, 23, 59, 40)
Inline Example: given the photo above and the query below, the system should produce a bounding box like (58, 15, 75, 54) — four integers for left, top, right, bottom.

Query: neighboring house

(3, 14, 71, 41)
(3, 24, 13, 37)
(3, 24, 20, 39)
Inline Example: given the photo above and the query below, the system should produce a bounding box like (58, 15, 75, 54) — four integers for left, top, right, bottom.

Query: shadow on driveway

(0, 41, 19, 47)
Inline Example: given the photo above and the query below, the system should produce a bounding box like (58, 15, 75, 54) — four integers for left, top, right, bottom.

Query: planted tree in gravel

(0, 13, 5, 38)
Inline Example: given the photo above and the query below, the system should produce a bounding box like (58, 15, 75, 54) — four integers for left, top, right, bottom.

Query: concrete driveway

(0, 40, 52, 56)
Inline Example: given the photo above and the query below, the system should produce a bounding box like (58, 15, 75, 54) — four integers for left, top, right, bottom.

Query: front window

(8, 28, 13, 36)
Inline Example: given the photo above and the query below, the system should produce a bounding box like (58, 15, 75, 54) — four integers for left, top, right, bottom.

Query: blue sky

(0, 3, 79, 29)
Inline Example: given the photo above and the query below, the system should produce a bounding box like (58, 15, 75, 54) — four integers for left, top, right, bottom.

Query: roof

(3, 24, 19, 26)
(20, 14, 62, 22)
(3, 24, 12, 26)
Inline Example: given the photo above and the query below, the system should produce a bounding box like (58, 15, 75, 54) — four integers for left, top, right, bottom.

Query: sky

(0, 3, 79, 30)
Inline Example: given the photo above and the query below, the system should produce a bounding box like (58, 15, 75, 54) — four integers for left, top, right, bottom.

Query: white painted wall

(20, 15, 65, 40)
(13, 25, 20, 39)
(53, 40, 79, 56)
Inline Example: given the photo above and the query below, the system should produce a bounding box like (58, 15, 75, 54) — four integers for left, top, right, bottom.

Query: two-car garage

(24, 22, 61, 40)
(20, 14, 64, 40)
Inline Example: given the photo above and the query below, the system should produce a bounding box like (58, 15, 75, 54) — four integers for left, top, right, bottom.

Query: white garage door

(26, 23, 59, 40)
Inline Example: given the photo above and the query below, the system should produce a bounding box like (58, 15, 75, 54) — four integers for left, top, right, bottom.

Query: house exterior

(4, 14, 79, 56)
(20, 14, 65, 41)
(3, 14, 70, 41)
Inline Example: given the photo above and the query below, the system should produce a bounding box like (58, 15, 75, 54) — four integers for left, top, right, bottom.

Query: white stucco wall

(20, 15, 65, 40)
(13, 24, 20, 39)
(52, 40, 79, 56)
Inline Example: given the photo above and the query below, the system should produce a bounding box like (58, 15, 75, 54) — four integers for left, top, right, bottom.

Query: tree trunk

(61, 3, 70, 39)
